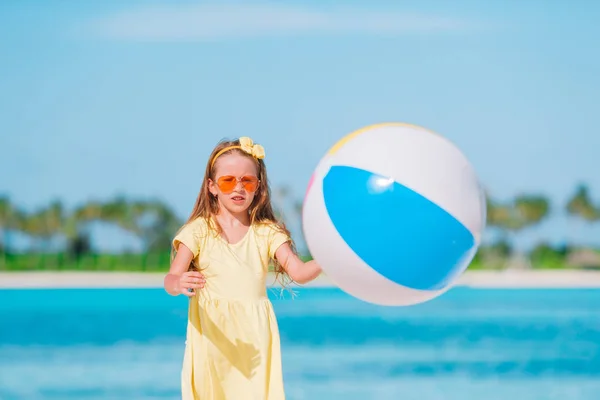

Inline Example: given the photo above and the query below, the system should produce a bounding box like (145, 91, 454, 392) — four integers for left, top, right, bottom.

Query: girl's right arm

(164, 243, 205, 297)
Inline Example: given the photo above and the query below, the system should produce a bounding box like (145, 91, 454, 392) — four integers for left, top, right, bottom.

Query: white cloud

(88, 4, 471, 41)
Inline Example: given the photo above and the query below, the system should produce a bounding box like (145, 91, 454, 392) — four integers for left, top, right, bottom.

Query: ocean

(0, 287, 599, 400)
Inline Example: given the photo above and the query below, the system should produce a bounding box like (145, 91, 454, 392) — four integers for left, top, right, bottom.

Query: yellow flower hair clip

(211, 136, 266, 168)
(239, 137, 265, 160)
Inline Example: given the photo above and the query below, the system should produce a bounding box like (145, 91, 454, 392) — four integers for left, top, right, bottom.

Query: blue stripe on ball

(322, 165, 476, 291)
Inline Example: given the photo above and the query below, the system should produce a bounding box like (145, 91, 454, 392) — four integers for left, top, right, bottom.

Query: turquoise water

(0, 287, 599, 399)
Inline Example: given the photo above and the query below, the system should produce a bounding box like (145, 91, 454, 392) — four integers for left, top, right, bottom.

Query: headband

(211, 136, 265, 168)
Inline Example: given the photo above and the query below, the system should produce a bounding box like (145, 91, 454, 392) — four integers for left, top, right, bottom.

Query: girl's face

(209, 153, 260, 215)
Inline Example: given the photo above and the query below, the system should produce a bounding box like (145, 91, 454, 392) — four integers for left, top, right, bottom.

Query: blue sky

(1, 0, 599, 251)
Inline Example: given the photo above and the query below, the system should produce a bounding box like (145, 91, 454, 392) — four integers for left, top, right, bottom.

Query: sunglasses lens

(217, 176, 236, 193)
(241, 176, 259, 192)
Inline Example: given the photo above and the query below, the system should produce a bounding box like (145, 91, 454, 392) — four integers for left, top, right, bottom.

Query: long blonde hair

(173, 138, 296, 288)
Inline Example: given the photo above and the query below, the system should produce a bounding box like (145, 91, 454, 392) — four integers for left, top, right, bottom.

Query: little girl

(164, 136, 322, 399)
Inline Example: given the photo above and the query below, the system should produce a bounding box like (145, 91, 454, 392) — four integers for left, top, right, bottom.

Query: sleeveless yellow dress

(173, 217, 290, 400)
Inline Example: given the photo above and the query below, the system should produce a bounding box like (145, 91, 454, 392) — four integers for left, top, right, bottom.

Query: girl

(164, 136, 322, 399)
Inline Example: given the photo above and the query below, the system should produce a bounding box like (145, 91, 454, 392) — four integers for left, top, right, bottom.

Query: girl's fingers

(178, 272, 206, 297)
(180, 279, 205, 290)
(181, 282, 203, 289)
(185, 277, 205, 285)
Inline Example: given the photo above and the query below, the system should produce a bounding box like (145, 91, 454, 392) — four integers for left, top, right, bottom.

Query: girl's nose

(234, 180, 245, 191)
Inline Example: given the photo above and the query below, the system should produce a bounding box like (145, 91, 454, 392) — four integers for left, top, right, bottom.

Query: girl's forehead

(214, 153, 258, 175)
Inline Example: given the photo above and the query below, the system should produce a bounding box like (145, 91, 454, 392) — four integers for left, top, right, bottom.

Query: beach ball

(302, 123, 486, 306)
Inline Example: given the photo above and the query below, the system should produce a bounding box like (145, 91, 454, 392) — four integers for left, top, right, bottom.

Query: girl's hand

(177, 271, 206, 297)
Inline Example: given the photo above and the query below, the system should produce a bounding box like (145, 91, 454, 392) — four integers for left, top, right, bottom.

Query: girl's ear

(208, 179, 218, 197)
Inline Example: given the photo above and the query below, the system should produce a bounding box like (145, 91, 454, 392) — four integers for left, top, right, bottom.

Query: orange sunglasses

(216, 175, 260, 193)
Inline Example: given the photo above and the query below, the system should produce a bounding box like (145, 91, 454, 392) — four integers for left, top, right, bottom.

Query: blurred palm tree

(485, 194, 510, 232)
(488, 194, 550, 235)
(514, 194, 550, 228)
(66, 200, 104, 259)
(484, 192, 550, 268)
(149, 201, 182, 251)
(38, 200, 65, 248)
(31, 200, 66, 268)
(0, 197, 13, 254)
(129, 198, 182, 252)
(101, 196, 136, 232)
(567, 184, 599, 223)
(70, 200, 104, 232)
(566, 184, 599, 249)
(66, 196, 182, 257)
(0, 196, 26, 267)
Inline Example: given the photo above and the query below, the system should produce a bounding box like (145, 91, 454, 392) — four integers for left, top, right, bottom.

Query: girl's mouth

(231, 196, 245, 203)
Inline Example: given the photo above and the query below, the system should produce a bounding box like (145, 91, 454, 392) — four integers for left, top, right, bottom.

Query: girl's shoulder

(180, 216, 212, 239)
(252, 220, 291, 242)
(173, 217, 212, 257)
(253, 220, 292, 258)
(253, 219, 283, 233)
(186, 216, 209, 230)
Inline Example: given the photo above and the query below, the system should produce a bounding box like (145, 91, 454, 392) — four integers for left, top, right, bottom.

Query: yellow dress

(173, 217, 290, 400)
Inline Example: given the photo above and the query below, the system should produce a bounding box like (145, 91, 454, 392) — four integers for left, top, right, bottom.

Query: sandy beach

(1, 269, 600, 289)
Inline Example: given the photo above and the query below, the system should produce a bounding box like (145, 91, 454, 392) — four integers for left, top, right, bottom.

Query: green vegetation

(475, 183, 600, 269)
(1, 183, 600, 271)
(0, 195, 180, 271)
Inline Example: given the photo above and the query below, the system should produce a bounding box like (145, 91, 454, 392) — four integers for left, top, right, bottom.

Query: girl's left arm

(275, 242, 322, 284)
